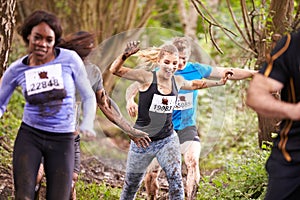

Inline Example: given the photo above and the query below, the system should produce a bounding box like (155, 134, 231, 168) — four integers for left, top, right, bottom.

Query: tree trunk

(257, 93, 281, 149)
(0, 0, 16, 77)
(257, 0, 293, 148)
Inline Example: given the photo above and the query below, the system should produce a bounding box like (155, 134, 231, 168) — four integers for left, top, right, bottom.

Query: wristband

(122, 54, 127, 61)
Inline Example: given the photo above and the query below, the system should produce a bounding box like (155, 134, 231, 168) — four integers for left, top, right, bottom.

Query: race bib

(25, 64, 64, 96)
(149, 94, 177, 113)
(174, 92, 193, 110)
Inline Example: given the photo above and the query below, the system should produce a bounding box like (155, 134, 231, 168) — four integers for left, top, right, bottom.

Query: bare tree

(15, 0, 161, 92)
(0, 0, 16, 77)
(190, 0, 298, 148)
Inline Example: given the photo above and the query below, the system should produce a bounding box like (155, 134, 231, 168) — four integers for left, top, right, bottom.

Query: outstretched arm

(96, 88, 150, 148)
(178, 71, 232, 90)
(110, 41, 148, 82)
(125, 82, 139, 118)
(210, 67, 257, 80)
(109, 41, 140, 78)
(246, 73, 300, 120)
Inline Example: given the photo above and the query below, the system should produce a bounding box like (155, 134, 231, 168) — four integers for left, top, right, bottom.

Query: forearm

(80, 94, 96, 132)
(110, 41, 140, 77)
(98, 97, 133, 131)
(247, 89, 294, 119)
(97, 89, 140, 134)
(211, 67, 256, 80)
(191, 79, 225, 89)
(229, 68, 257, 80)
(110, 54, 126, 75)
(246, 73, 298, 120)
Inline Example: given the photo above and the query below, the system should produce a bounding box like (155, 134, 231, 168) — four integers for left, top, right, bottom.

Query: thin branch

(191, 0, 256, 55)
(151, 1, 177, 19)
(225, 0, 251, 47)
(240, 0, 253, 43)
(209, 25, 223, 54)
(191, 0, 237, 36)
(137, 0, 166, 28)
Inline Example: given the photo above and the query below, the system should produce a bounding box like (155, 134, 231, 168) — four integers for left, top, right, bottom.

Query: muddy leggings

(120, 132, 184, 200)
(13, 122, 74, 200)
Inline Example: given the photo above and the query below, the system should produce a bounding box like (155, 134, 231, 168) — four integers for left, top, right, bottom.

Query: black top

(134, 71, 178, 141)
(260, 30, 300, 169)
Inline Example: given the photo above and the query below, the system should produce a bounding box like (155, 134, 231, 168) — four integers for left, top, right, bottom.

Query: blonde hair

(135, 44, 178, 70)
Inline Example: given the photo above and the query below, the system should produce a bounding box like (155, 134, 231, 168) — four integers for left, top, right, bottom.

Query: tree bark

(257, 0, 293, 148)
(0, 0, 16, 77)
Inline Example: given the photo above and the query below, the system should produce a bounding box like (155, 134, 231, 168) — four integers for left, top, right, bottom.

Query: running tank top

(134, 71, 178, 141)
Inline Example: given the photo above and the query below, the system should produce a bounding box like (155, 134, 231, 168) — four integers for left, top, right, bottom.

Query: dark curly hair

(18, 10, 62, 46)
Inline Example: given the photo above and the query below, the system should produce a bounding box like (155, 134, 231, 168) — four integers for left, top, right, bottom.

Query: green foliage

(1, 48, 269, 200)
(0, 88, 24, 136)
(76, 181, 122, 200)
(147, 1, 182, 32)
(198, 150, 268, 200)
(196, 74, 268, 199)
(0, 89, 24, 169)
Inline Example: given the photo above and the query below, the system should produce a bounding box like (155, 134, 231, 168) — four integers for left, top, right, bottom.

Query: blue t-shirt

(173, 62, 212, 130)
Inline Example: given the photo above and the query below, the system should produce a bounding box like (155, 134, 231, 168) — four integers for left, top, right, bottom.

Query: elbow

(109, 64, 122, 77)
(109, 59, 119, 74)
(109, 66, 117, 74)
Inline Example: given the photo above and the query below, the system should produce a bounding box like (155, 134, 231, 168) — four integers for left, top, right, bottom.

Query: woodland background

(0, 0, 300, 199)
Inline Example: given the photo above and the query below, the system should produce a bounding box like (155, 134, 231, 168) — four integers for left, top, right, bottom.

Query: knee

(185, 157, 198, 170)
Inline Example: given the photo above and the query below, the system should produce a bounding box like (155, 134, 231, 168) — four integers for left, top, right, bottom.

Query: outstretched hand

(123, 41, 140, 59)
(220, 69, 233, 84)
(224, 69, 233, 80)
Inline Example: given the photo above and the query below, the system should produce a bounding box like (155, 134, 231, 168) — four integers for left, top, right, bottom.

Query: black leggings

(13, 122, 74, 200)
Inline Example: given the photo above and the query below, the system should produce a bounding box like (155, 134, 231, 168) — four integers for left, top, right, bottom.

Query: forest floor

(0, 137, 180, 200)
(0, 118, 200, 200)
(0, 130, 186, 199)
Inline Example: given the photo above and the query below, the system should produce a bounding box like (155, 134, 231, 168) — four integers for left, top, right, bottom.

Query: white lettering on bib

(174, 92, 193, 110)
(25, 64, 64, 96)
(149, 94, 177, 113)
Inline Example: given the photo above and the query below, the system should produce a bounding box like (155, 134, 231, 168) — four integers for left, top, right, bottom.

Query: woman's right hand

(122, 41, 140, 59)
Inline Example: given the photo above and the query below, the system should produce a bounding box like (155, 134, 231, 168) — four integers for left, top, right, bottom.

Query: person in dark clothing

(247, 30, 300, 200)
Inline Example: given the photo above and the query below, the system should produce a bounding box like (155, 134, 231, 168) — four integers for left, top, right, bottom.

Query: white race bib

(149, 94, 177, 113)
(25, 64, 64, 96)
(174, 92, 193, 110)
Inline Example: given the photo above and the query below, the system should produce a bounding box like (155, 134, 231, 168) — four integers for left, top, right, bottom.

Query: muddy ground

(0, 137, 188, 200)
(0, 118, 196, 200)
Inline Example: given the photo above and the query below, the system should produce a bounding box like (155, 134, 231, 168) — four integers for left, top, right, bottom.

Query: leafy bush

(76, 181, 122, 200)
(198, 150, 269, 200)
(0, 89, 24, 167)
